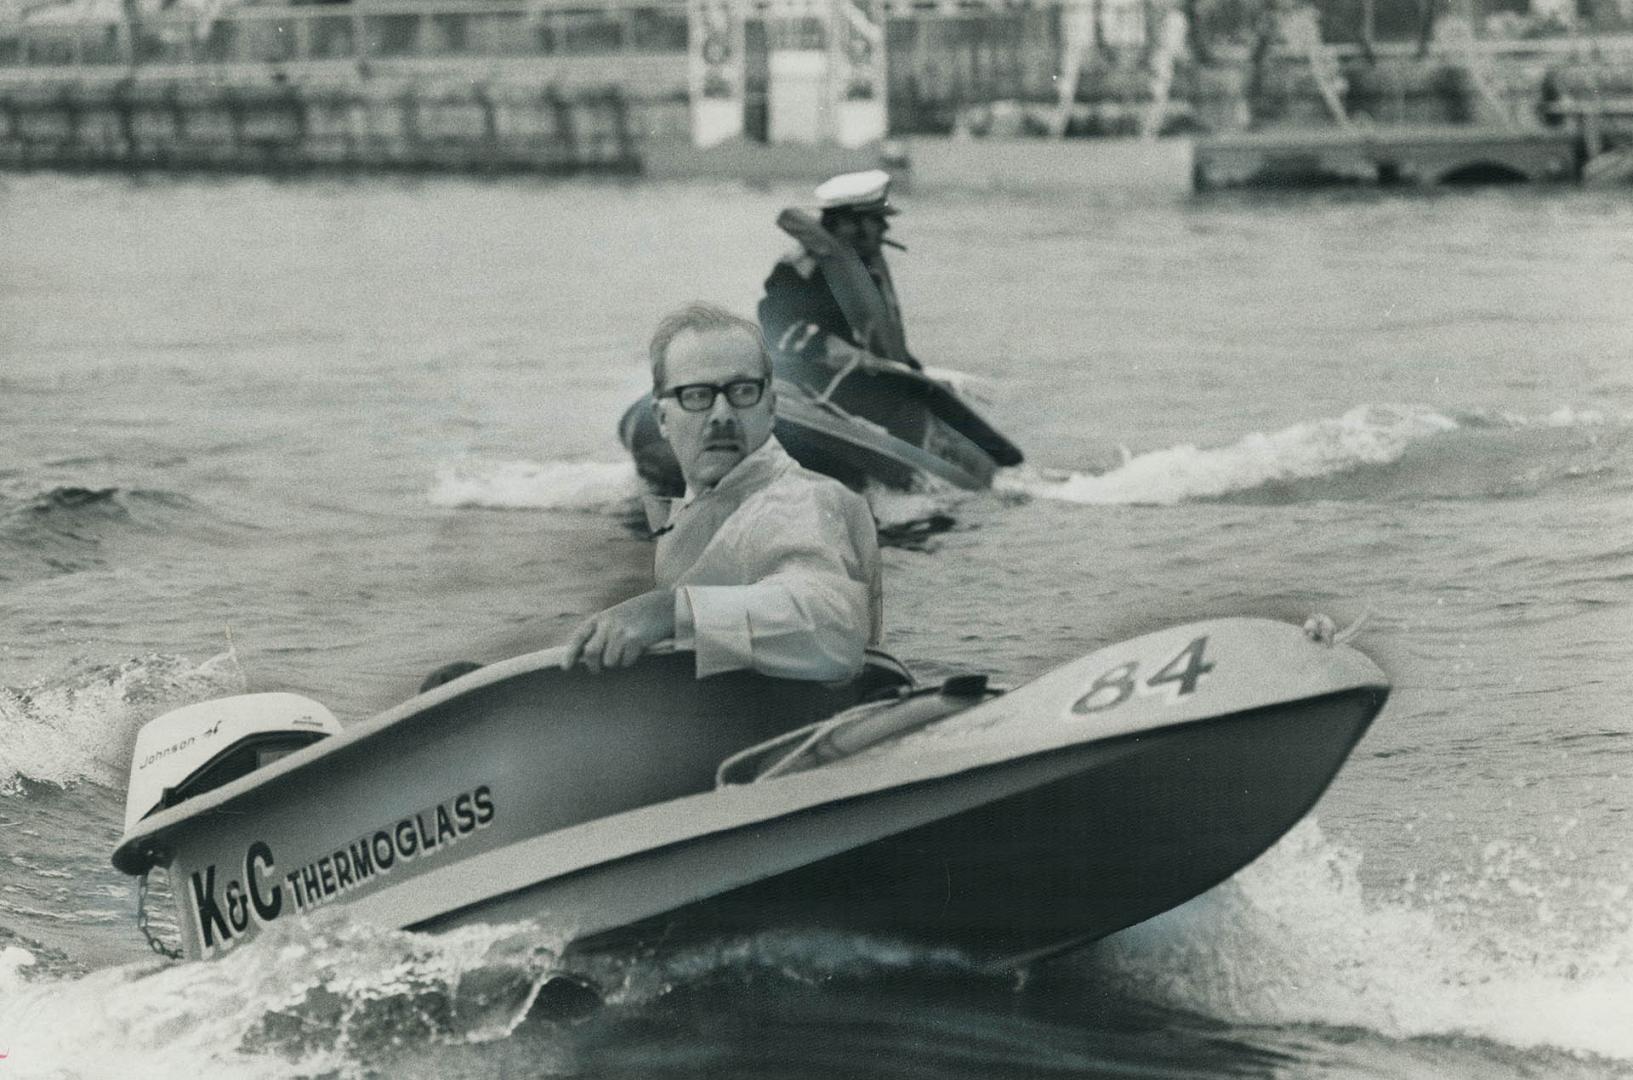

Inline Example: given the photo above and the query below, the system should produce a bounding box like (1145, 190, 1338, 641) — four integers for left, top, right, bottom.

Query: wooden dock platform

(1192, 125, 1580, 191)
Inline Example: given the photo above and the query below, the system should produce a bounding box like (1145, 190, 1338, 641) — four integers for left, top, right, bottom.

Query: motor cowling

(123, 693, 341, 833)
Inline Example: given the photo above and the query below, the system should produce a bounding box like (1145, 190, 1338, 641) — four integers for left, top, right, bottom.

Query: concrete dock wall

(1, 0, 1627, 174)
(0, 74, 691, 172)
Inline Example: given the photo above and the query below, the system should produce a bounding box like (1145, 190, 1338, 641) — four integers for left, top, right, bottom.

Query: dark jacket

(758, 250, 920, 370)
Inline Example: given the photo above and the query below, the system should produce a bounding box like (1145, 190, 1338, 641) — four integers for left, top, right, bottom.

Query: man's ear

(652, 395, 669, 440)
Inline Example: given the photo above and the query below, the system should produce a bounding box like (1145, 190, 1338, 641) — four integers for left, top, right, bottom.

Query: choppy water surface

(1, 168, 1630, 1079)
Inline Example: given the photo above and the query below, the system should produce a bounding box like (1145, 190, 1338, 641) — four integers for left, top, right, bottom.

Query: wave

(589, 818, 1629, 1067)
(428, 456, 975, 544)
(4, 816, 1625, 1078)
(426, 402, 1625, 523)
(0, 484, 200, 580)
(998, 403, 1460, 506)
(863, 486, 969, 550)
(0, 911, 991, 1080)
(916, 364, 998, 406)
(0, 484, 196, 529)
(0, 928, 81, 986)
(1082, 818, 1633, 1065)
(0, 946, 39, 1000)
(0, 487, 127, 574)
(1000, 403, 1628, 507)
(0, 916, 573, 1080)
(428, 460, 640, 513)
(1452, 404, 1620, 430)
(0, 650, 245, 795)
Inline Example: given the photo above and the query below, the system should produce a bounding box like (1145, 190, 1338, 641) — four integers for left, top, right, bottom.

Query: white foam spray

(0, 917, 571, 1080)
(863, 484, 966, 533)
(590, 927, 981, 1010)
(999, 404, 1462, 506)
(1085, 818, 1633, 1064)
(1542, 405, 1611, 428)
(916, 364, 998, 405)
(424, 404, 1621, 517)
(0, 650, 245, 795)
(0, 947, 36, 997)
(429, 460, 639, 513)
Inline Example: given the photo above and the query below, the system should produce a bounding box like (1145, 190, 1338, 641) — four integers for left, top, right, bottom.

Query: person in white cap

(758, 169, 922, 373)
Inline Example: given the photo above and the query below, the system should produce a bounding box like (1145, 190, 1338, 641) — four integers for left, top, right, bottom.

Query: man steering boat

(758, 169, 922, 373)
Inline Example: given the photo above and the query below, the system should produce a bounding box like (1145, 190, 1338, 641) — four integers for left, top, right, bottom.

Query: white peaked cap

(814, 169, 899, 214)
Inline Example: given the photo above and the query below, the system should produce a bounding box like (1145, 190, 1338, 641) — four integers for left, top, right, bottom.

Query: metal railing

(0, 0, 691, 70)
(4, 0, 1631, 75)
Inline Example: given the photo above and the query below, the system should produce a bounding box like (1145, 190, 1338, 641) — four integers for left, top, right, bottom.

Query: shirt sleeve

(677, 489, 876, 682)
(672, 586, 697, 653)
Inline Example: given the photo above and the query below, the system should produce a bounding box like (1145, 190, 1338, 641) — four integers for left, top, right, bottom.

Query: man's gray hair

(648, 302, 773, 392)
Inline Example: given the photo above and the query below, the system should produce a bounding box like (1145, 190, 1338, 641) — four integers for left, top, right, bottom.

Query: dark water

(0, 170, 1630, 1078)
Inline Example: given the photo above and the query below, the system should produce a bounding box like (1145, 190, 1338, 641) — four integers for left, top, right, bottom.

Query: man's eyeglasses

(658, 378, 767, 413)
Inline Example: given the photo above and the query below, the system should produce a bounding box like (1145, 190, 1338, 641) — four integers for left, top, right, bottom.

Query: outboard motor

(123, 693, 341, 834)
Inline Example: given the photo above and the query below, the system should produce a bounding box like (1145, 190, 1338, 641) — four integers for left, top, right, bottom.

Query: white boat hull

(113, 619, 1387, 966)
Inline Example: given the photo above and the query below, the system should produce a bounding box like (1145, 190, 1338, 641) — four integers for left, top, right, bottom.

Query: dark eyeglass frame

(658, 378, 768, 413)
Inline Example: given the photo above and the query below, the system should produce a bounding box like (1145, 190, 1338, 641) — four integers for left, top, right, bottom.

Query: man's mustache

(704, 420, 742, 443)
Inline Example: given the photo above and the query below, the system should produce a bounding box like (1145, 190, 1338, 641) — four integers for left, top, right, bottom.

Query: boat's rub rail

(351, 682, 1386, 939)
(114, 620, 1385, 878)
(112, 642, 915, 873)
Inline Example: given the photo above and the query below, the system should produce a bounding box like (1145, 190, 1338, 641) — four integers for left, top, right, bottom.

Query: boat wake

(427, 457, 975, 544)
(1000, 402, 1627, 506)
(0, 650, 244, 795)
(3, 814, 1627, 1078)
(1082, 817, 1633, 1067)
(566, 816, 1631, 1069)
(428, 403, 1626, 527)
(428, 460, 641, 514)
(0, 917, 574, 1080)
(0, 912, 991, 1079)
(917, 364, 998, 405)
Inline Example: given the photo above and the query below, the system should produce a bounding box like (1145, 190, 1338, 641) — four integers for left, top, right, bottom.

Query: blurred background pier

(0, 0, 1629, 184)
